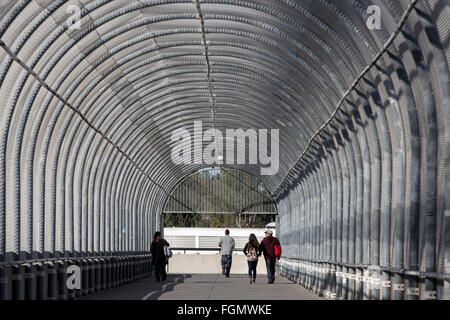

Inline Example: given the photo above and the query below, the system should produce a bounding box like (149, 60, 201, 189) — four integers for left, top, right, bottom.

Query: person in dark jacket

(243, 234, 262, 284)
(259, 230, 281, 284)
(150, 231, 170, 283)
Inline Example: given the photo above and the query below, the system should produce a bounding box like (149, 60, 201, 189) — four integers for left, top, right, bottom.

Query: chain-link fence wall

(274, 0, 449, 300)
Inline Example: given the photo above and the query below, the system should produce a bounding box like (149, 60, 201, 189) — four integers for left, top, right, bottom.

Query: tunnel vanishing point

(0, 0, 448, 300)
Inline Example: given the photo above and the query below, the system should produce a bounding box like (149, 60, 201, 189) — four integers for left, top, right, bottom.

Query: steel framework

(0, 0, 448, 299)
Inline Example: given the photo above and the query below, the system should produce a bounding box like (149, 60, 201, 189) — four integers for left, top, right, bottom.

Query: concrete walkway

(82, 274, 322, 300)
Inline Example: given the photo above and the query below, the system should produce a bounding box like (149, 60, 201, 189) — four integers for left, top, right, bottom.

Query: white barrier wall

(167, 254, 269, 276)
(163, 227, 276, 254)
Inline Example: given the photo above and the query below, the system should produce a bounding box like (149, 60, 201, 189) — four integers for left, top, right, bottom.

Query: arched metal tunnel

(0, 0, 448, 300)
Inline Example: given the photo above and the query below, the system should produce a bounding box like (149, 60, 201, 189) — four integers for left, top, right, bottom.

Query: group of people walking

(150, 228, 282, 284)
(219, 229, 282, 284)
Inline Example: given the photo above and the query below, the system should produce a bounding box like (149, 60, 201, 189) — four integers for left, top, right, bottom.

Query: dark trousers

(247, 260, 258, 280)
(154, 263, 167, 282)
(221, 255, 232, 276)
(265, 258, 276, 282)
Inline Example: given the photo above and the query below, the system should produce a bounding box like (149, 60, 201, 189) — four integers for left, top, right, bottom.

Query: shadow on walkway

(142, 274, 193, 300)
(82, 274, 322, 300)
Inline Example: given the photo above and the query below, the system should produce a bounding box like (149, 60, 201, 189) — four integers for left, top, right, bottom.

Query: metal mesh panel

(0, 0, 447, 301)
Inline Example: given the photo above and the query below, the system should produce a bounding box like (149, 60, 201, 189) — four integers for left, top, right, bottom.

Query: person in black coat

(150, 231, 170, 283)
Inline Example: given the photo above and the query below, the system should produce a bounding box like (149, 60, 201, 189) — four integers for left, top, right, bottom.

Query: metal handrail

(279, 256, 450, 281)
(170, 247, 247, 254)
(0, 253, 151, 267)
(171, 247, 244, 251)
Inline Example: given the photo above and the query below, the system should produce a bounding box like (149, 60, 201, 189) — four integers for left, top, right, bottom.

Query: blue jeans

(221, 255, 232, 276)
(248, 260, 258, 280)
(265, 258, 276, 282)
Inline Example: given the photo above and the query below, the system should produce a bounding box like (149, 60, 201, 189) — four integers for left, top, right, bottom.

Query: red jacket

(260, 236, 281, 259)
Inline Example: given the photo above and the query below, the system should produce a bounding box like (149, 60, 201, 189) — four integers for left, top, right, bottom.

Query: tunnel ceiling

(0, 0, 448, 258)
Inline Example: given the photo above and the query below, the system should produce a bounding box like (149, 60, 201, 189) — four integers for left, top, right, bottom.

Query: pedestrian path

(82, 274, 323, 300)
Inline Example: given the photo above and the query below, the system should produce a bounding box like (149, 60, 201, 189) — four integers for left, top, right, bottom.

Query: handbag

(247, 247, 258, 262)
(274, 244, 282, 258)
(164, 244, 173, 259)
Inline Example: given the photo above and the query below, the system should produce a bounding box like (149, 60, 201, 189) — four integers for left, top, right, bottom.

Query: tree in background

(164, 212, 275, 228)
(163, 168, 278, 228)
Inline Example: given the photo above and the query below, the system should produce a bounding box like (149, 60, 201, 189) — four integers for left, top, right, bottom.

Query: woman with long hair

(150, 231, 170, 283)
(243, 233, 262, 284)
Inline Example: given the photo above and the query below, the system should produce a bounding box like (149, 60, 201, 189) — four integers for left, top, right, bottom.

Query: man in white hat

(259, 229, 282, 284)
